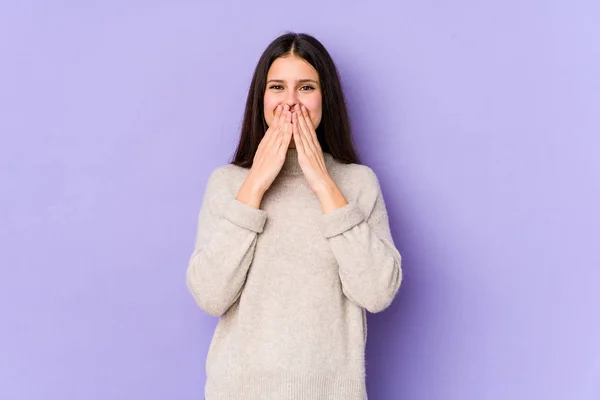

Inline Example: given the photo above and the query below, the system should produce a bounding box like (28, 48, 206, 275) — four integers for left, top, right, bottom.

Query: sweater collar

(280, 147, 303, 176)
(280, 147, 335, 176)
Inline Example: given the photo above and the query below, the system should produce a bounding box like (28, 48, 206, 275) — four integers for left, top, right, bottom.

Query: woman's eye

(268, 85, 314, 91)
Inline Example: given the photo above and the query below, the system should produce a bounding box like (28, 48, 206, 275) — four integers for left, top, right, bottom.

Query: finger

(272, 104, 284, 126)
(279, 117, 293, 151)
(265, 105, 283, 139)
(298, 105, 327, 169)
(267, 108, 289, 148)
(292, 111, 307, 155)
(282, 104, 292, 123)
(295, 105, 314, 155)
(265, 104, 285, 144)
(275, 106, 291, 138)
(282, 109, 292, 135)
(299, 105, 320, 151)
(282, 120, 293, 150)
(276, 110, 292, 146)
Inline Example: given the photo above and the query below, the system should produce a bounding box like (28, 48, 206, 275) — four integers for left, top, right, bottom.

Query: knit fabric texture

(186, 148, 402, 400)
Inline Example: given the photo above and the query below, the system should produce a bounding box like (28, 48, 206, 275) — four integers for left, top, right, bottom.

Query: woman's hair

(231, 32, 360, 167)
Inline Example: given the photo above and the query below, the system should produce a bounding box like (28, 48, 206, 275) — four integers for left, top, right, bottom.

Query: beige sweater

(186, 148, 402, 399)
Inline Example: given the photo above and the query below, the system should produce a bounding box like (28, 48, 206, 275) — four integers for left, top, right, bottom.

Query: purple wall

(1, 1, 599, 399)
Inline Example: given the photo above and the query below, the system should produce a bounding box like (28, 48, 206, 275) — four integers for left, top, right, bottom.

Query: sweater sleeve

(318, 169, 402, 313)
(186, 167, 267, 317)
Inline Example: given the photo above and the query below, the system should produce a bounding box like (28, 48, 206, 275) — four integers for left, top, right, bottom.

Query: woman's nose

(284, 92, 298, 108)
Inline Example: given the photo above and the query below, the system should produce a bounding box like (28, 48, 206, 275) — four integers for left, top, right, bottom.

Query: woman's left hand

(291, 104, 331, 192)
(292, 104, 348, 212)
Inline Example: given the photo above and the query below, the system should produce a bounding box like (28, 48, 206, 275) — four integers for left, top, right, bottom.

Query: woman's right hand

(236, 104, 293, 208)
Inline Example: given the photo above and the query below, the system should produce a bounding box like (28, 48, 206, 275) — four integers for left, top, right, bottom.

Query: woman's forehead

(267, 57, 319, 80)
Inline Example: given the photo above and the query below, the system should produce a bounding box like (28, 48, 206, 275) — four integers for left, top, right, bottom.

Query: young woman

(186, 32, 402, 399)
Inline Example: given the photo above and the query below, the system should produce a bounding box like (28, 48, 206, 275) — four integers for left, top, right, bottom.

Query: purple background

(1, 1, 599, 399)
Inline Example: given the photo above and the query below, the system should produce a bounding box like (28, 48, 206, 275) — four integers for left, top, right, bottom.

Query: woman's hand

(237, 104, 293, 208)
(292, 104, 348, 213)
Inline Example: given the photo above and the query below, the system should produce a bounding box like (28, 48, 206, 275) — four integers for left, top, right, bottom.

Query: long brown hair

(231, 32, 360, 167)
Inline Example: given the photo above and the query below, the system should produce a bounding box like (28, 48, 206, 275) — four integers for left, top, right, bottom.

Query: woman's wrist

(315, 177, 348, 213)
(236, 176, 266, 209)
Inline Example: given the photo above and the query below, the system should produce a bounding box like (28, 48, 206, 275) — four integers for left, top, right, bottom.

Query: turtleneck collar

(280, 147, 303, 176)
(279, 147, 334, 177)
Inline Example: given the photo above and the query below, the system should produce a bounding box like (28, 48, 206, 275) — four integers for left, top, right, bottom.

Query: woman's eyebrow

(267, 79, 319, 84)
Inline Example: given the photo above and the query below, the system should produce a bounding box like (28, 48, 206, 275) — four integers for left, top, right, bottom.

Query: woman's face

(263, 55, 323, 148)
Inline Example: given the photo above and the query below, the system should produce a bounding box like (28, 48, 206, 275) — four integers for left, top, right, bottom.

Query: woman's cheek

(264, 103, 278, 125)
(307, 109, 321, 128)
